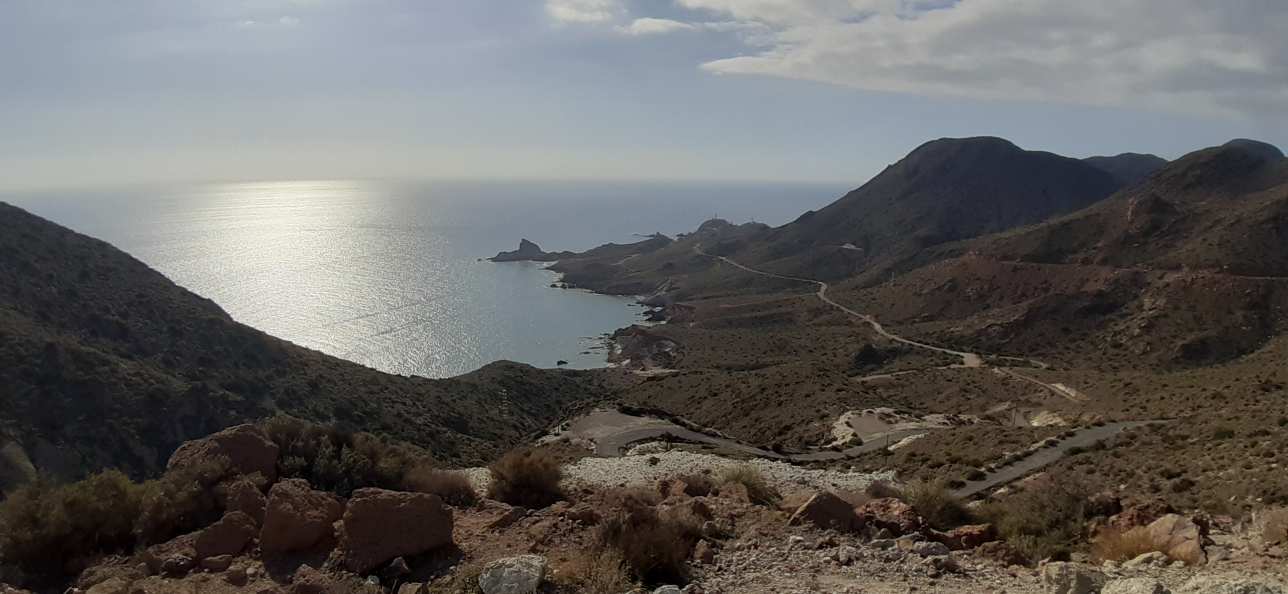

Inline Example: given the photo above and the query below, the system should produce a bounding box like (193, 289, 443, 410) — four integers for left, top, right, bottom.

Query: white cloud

(616, 18, 698, 36)
(637, 0, 1288, 116)
(546, 0, 622, 24)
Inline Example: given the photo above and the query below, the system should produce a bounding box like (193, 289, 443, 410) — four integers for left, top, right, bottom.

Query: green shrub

(133, 456, 230, 545)
(263, 415, 426, 496)
(718, 464, 780, 506)
(901, 480, 972, 530)
(978, 479, 1091, 563)
(0, 471, 142, 575)
(487, 449, 563, 508)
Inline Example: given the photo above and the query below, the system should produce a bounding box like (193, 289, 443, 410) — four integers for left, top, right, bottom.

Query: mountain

(0, 203, 604, 490)
(977, 139, 1288, 275)
(1083, 152, 1168, 186)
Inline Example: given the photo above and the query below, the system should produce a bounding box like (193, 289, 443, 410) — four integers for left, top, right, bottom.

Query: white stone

(478, 555, 547, 594)
(1041, 562, 1106, 594)
(1175, 576, 1287, 594)
(1103, 578, 1170, 594)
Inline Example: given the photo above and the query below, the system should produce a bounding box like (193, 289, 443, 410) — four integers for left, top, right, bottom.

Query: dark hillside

(0, 203, 603, 489)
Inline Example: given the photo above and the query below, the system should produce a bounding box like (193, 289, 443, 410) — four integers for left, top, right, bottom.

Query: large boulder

(195, 511, 258, 559)
(1146, 514, 1206, 565)
(1109, 500, 1176, 532)
(788, 491, 860, 532)
(931, 524, 996, 550)
(1175, 577, 1286, 594)
(856, 498, 925, 536)
(218, 476, 268, 524)
(1041, 561, 1106, 594)
(260, 479, 344, 554)
(339, 489, 454, 574)
(477, 555, 547, 594)
(167, 424, 279, 482)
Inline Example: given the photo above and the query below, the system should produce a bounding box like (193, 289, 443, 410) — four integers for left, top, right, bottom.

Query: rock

(195, 511, 257, 559)
(976, 540, 1028, 566)
(1111, 501, 1176, 531)
(219, 477, 268, 524)
(290, 565, 329, 594)
(932, 524, 997, 550)
(717, 482, 750, 503)
(340, 489, 454, 574)
(75, 559, 147, 590)
(653, 587, 683, 594)
(924, 554, 961, 574)
(382, 557, 411, 580)
(160, 555, 195, 578)
(693, 540, 715, 565)
(911, 541, 951, 557)
(397, 584, 428, 594)
(199, 555, 234, 572)
(565, 505, 599, 526)
(1175, 576, 1286, 594)
(260, 479, 343, 554)
(477, 555, 547, 594)
(836, 545, 860, 566)
(1123, 551, 1169, 569)
(141, 534, 198, 575)
(787, 491, 860, 532)
(1041, 561, 1106, 594)
(856, 498, 925, 536)
(224, 566, 249, 587)
(1146, 514, 1206, 565)
(84, 577, 131, 594)
(1103, 578, 1170, 594)
(166, 424, 279, 482)
(487, 505, 528, 530)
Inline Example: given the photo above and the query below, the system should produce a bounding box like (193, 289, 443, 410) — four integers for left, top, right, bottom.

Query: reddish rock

(976, 540, 1028, 566)
(856, 498, 925, 536)
(260, 479, 343, 554)
(1109, 500, 1175, 531)
(195, 511, 257, 559)
(788, 491, 861, 532)
(693, 540, 716, 565)
(200, 555, 234, 572)
(167, 424, 279, 482)
(219, 477, 268, 524)
(339, 488, 454, 574)
(140, 533, 198, 575)
(932, 524, 997, 550)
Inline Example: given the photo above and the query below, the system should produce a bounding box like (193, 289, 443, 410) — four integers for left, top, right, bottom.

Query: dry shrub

(978, 479, 1091, 564)
(487, 448, 563, 509)
(1092, 526, 1159, 562)
(404, 465, 477, 507)
(865, 481, 902, 499)
(718, 464, 780, 506)
(134, 455, 230, 545)
(1256, 507, 1288, 545)
(901, 480, 972, 530)
(673, 473, 716, 497)
(562, 549, 635, 594)
(596, 491, 702, 586)
(0, 471, 141, 575)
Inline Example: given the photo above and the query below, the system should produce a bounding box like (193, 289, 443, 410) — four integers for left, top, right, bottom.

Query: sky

(1, 0, 1286, 191)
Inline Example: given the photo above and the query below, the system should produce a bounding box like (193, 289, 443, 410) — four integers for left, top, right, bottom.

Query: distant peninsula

(488, 238, 576, 262)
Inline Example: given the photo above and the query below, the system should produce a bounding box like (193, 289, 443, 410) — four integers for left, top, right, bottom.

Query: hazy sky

(2, 0, 1286, 191)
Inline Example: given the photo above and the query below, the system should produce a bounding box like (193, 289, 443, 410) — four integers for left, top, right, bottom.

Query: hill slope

(0, 203, 604, 488)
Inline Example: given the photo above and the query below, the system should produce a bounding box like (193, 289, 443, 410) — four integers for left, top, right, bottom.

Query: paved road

(692, 245, 1089, 402)
(571, 409, 925, 462)
(952, 420, 1160, 498)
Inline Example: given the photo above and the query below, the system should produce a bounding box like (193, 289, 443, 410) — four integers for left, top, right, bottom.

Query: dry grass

(560, 549, 635, 594)
(1092, 526, 1159, 562)
(404, 465, 478, 507)
(596, 489, 702, 586)
(487, 449, 563, 509)
(978, 479, 1092, 564)
(718, 464, 780, 506)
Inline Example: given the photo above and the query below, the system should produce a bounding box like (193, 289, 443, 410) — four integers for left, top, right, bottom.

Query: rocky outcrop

(931, 524, 996, 550)
(194, 511, 257, 559)
(856, 498, 924, 536)
(260, 479, 343, 554)
(787, 491, 860, 532)
(218, 477, 268, 524)
(489, 239, 574, 262)
(1041, 561, 1106, 594)
(166, 424, 279, 483)
(339, 489, 454, 574)
(477, 555, 547, 594)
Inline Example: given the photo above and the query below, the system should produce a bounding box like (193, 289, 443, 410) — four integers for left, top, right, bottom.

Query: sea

(3, 179, 845, 377)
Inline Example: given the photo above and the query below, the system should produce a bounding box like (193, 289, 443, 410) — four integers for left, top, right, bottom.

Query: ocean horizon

(3, 178, 845, 378)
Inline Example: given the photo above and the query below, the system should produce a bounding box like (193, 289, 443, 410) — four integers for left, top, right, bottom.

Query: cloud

(546, 0, 622, 24)
(616, 18, 698, 36)
(639, 0, 1288, 116)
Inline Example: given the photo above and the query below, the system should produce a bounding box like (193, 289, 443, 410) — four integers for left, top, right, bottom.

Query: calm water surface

(5, 179, 843, 377)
